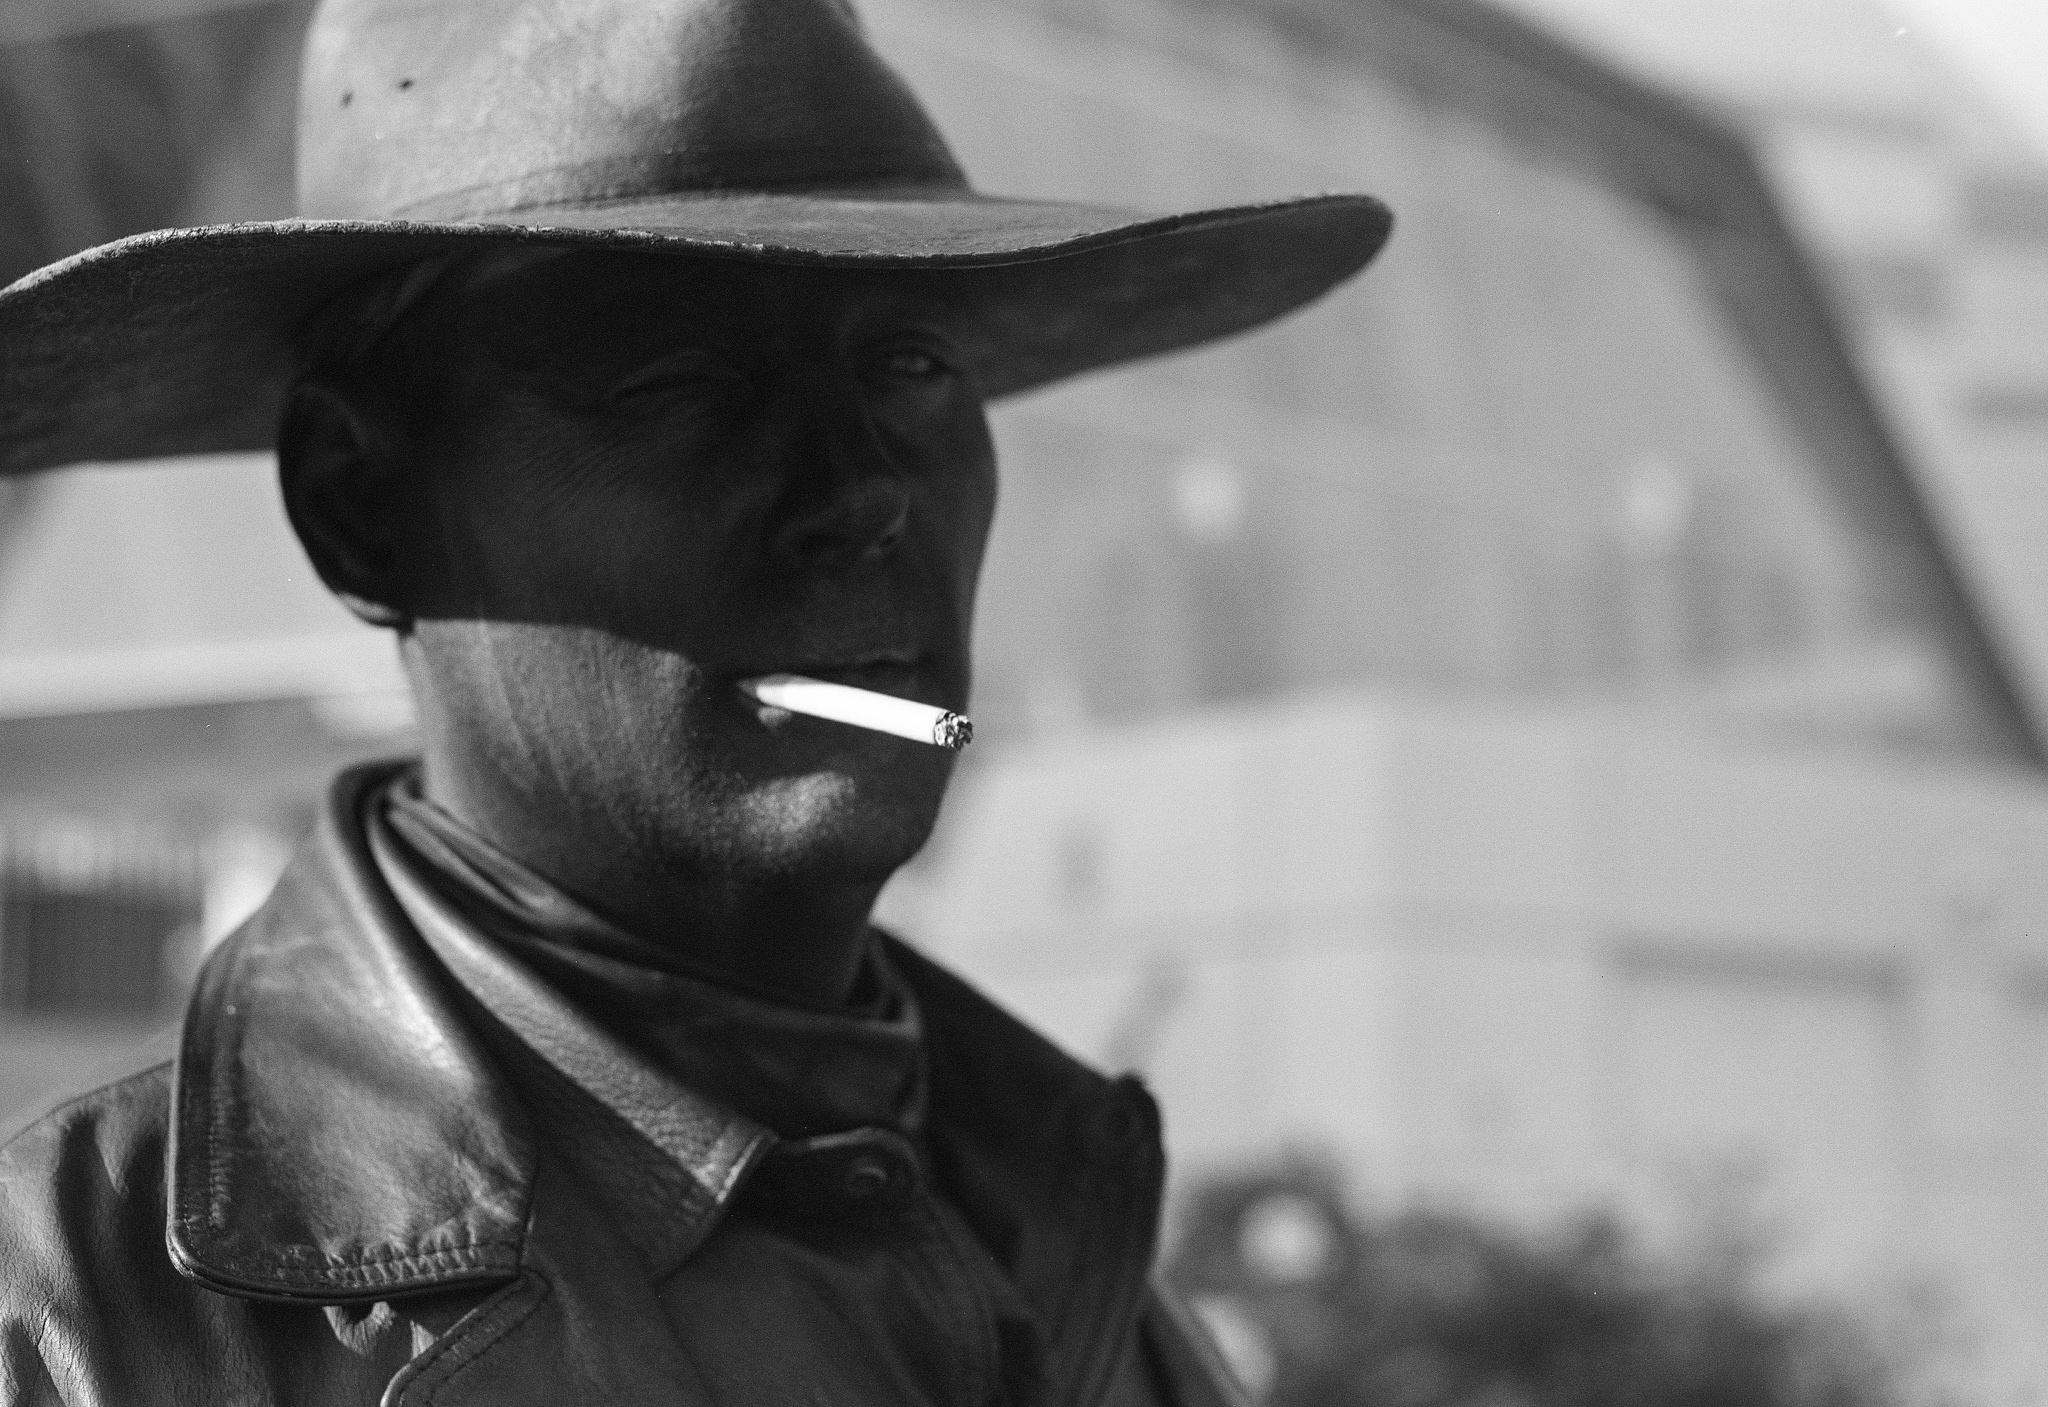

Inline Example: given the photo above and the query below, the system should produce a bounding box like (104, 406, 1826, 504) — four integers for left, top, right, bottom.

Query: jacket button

(842, 1155, 891, 1200)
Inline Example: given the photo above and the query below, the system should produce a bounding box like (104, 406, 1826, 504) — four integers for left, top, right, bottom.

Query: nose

(774, 478, 910, 572)
(767, 400, 912, 574)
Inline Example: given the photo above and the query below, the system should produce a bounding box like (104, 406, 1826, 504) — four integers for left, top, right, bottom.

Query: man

(0, 0, 1390, 1401)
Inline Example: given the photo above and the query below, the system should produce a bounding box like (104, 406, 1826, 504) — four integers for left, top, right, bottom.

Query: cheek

(423, 423, 740, 635)
(928, 428, 998, 593)
(425, 618, 693, 726)
(417, 618, 712, 797)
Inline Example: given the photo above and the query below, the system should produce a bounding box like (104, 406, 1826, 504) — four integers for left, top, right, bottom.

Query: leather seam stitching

(166, 1236, 524, 1282)
(192, 937, 251, 1238)
(405, 1273, 550, 1406)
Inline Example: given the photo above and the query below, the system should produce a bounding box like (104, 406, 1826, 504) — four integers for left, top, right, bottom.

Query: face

(323, 251, 998, 886)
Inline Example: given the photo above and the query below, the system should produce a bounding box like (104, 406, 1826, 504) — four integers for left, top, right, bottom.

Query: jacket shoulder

(0, 1048, 177, 1305)
(1, 1030, 178, 1235)
(1, 1032, 176, 1157)
(0, 1048, 187, 1400)
(0, 1039, 414, 1406)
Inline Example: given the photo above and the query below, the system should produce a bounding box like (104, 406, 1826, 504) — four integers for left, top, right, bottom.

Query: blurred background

(2, 0, 2047, 1401)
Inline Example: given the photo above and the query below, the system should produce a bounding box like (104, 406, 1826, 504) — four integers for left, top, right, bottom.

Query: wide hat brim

(0, 187, 1391, 477)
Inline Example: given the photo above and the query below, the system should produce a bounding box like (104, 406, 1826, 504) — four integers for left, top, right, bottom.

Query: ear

(277, 380, 411, 630)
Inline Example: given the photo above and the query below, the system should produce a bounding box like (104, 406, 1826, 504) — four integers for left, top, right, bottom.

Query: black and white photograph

(1, 0, 2046, 1402)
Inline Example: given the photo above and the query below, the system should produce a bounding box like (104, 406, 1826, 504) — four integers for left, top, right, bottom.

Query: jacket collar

(167, 760, 775, 1302)
(167, 761, 537, 1302)
(367, 797, 777, 1278)
(169, 761, 1162, 1333)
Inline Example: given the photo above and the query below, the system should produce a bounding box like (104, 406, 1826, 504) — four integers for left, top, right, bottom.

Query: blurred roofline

(1, 0, 275, 46)
(1893, 0, 2048, 159)
(1229, 0, 2048, 766)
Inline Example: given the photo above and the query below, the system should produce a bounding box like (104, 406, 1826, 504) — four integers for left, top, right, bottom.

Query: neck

(417, 756, 885, 1010)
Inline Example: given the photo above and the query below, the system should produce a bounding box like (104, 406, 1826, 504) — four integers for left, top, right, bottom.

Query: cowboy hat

(0, 0, 1392, 477)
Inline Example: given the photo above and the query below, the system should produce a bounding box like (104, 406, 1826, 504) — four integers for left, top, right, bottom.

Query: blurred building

(1497, 0, 2048, 757)
(3, 0, 2048, 1398)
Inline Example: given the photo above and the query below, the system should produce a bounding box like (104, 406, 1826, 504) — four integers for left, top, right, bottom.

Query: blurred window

(0, 888, 187, 1013)
(881, 0, 2020, 760)
(0, 822, 202, 1015)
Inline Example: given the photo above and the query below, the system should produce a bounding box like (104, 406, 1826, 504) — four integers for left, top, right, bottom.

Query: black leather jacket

(0, 767, 1242, 1406)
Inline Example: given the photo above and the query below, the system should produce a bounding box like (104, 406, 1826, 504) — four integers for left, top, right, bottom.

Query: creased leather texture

(0, 763, 1248, 1407)
(0, 0, 1392, 477)
(167, 790, 533, 1302)
(368, 811, 776, 1272)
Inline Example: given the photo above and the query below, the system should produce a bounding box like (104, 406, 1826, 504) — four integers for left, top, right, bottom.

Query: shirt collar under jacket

(375, 767, 929, 1142)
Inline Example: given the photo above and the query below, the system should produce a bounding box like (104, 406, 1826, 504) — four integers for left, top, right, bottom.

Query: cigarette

(738, 673, 973, 750)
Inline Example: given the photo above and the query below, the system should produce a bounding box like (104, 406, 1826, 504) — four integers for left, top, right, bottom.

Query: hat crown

(297, 0, 969, 221)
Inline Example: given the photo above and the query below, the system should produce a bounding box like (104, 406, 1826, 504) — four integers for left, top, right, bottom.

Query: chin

(719, 770, 942, 882)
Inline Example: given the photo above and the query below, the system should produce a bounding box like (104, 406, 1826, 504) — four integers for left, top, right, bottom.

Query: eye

(863, 337, 957, 387)
(605, 353, 747, 407)
(883, 348, 942, 378)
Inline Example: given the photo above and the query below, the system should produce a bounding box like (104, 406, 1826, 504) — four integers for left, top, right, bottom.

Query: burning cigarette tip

(933, 713, 973, 751)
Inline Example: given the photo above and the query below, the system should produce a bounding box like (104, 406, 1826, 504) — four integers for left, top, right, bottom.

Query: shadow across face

(281, 249, 1000, 893)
